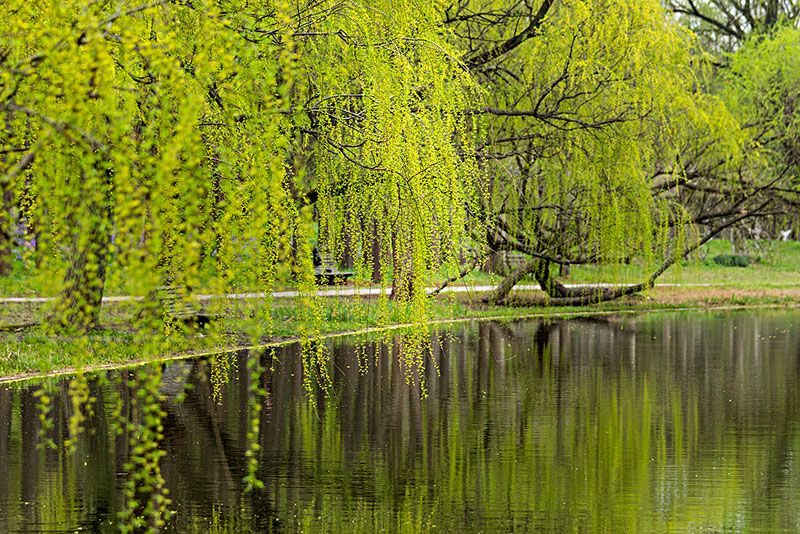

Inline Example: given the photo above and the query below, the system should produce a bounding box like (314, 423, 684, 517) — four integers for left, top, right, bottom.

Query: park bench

(157, 285, 216, 327)
(314, 253, 354, 285)
(504, 252, 528, 272)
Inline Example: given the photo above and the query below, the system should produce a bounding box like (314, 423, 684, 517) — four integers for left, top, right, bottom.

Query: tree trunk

(490, 256, 647, 306)
(369, 220, 383, 284)
(51, 167, 112, 332)
(764, 0, 779, 28)
(52, 217, 110, 331)
(0, 113, 20, 276)
(489, 258, 539, 303)
(491, 201, 774, 308)
(506, 283, 646, 307)
(390, 230, 414, 300)
(0, 188, 15, 276)
(428, 252, 482, 298)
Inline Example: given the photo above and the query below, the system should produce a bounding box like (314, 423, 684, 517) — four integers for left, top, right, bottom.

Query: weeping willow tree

(641, 12, 800, 256)
(716, 26, 800, 224)
(0, 1, 300, 334)
(1, 0, 790, 331)
(0, 0, 481, 340)
(305, 3, 482, 305)
(2, 4, 481, 527)
(440, 0, 749, 305)
(719, 27, 800, 171)
(285, 0, 483, 383)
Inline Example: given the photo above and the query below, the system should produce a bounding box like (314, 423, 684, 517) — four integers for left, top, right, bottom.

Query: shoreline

(1, 286, 798, 386)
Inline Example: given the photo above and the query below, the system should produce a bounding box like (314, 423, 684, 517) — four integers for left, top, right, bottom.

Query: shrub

(712, 254, 750, 267)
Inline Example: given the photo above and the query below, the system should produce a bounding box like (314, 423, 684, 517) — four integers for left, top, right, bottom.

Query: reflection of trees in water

(292, 315, 800, 530)
(115, 366, 173, 532)
(0, 368, 175, 531)
(0, 387, 11, 533)
(2, 313, 800, 530)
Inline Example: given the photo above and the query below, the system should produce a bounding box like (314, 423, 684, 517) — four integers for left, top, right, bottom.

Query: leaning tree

(438, 0, 750, 305)
(434, 0, 796, 306)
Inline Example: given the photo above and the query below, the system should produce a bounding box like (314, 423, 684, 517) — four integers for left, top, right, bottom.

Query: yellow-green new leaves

(0, 0, 486, 393)
(308, 1, 482, 308)
(1, 1, 301, 335)
(2, 0, 773, 337)
(720, 26, 800, 180)
(461, 0, 744, 270)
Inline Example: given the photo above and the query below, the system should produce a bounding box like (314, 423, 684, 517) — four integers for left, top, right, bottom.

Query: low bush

(712, 254, 750, 267)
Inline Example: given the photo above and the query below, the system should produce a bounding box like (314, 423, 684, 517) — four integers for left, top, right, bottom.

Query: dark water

(2, 310, 800, 533)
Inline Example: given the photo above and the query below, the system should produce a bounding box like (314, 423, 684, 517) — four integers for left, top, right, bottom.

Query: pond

(1, 309, 800, 532)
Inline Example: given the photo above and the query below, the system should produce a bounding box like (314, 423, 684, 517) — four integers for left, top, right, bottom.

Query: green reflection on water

(1, 310, 799, 532)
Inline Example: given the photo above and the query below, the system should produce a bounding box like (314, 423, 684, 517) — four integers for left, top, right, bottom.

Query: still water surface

(1, 310, 800, 532)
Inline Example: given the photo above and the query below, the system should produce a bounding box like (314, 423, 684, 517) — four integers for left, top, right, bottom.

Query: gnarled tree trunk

(488, 257, 647, 307)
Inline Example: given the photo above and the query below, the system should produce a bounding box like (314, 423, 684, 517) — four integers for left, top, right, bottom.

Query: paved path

(0, 283, 711, 304)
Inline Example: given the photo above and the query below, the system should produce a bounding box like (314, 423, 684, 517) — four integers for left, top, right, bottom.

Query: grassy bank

(0, 240, 798, 383)
(566, 239, 800, 287)
(1, 285, 799, 384)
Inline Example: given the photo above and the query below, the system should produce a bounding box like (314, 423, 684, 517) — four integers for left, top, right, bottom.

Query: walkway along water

(0, 283, 712, 304)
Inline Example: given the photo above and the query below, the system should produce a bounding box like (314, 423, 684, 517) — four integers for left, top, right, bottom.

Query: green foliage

(1, 0, 786, 328)
(65, 372, 95, 453)
(0, 1, 482, 389)
(460, 0, 744, 282)
(711, 254, 750, 267)
(2, 3, 800, 530)
(243, 352, 267, 493)
(719, 26, 800, 181)
(1, 1, 299, 335)
(115, 365, 173, 533)
(307, 0, 482, 319)
(33, 382, 57, 450)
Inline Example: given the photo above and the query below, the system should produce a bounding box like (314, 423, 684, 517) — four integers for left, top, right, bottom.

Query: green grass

(563, 240, 800, 288)
(1, 287, 798, 382)
(0, 239, 799, 382)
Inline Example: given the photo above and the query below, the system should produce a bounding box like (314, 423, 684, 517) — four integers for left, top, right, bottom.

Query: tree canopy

(0, 0, 797, 329)
(4, 4, 800, 531)
(666, 0, 800, 53)
(438, 0, 758, 304)
(1, 0, 481, 340)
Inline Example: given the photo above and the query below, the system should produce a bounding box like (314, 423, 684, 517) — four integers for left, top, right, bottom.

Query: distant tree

(716, 26, 800, 231)
(662, 6, 800, 247)
(664, 0, 800, 53)
(438, 0, 758, 305)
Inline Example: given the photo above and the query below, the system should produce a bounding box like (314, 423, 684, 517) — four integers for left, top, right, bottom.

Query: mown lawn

(560, 240, 800, 288)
